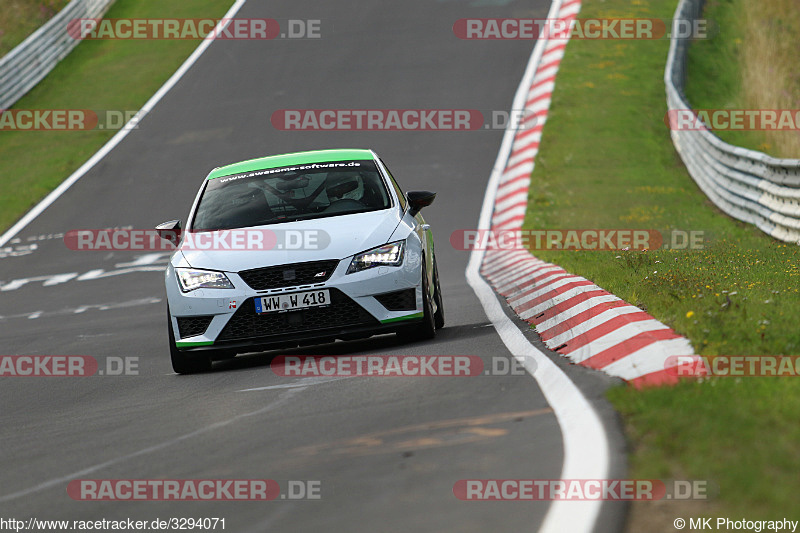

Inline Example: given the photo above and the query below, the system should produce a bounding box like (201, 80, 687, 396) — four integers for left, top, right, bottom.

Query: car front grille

(238, 260, 340, 291)
(176, 316, 214, 339)
(374, 288, 417, 311)
(217, 288, 377, 341)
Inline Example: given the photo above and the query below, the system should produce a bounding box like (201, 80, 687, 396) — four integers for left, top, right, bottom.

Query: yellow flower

(686, 311, 695, 318)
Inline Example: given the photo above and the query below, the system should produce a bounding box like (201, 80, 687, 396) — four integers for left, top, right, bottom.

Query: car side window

(380, 158, 407, 211)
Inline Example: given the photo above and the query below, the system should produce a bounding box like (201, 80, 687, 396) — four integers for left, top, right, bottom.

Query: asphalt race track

(1, 1, 627, 531)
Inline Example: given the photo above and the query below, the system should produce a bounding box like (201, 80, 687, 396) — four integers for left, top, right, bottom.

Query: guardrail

(665, 0, 800, 243)
(0, 0, 115, 111)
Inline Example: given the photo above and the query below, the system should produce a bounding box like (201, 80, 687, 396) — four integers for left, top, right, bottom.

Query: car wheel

(405, 262, 436, 341)
(168, 309, 212, 374)
(432, 258, 445, 330)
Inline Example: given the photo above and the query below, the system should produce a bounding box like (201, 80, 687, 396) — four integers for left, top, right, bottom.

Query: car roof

(206, 149, 376, 180)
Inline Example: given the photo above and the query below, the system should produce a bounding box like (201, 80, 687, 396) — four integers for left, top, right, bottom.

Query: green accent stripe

(175, 341, 214, 348)
(381, 312, 423, 324)
(207, 149, 374, 180)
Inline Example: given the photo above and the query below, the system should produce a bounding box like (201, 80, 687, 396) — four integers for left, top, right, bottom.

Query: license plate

(254, 289, 331, 314)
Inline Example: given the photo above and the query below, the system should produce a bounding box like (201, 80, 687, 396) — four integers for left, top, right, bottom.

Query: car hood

(180, 209, 401, 272)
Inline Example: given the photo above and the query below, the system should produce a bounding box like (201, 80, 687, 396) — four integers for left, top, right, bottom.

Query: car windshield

(192, 160, 392, 230)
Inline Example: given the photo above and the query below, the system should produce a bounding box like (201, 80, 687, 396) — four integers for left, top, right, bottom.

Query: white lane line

(0, 0, 249, 249)
(0, 386, 301, 504)
(465, 0, 610, 531)
(0, 0, 260, 502)
(238, 376, 352, 392)
(0, 297, 162, 322)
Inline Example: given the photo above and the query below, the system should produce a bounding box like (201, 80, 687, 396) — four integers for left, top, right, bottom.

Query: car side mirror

(155, 220, 182, 246)
(406, 191, 436, 216)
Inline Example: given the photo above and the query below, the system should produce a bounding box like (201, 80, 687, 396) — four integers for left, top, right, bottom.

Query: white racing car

(157, 149, 444, 373)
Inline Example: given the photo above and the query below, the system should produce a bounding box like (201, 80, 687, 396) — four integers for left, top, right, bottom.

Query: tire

(406, 262, 436, 341)
(432, 258, 445, 330)
(168, 310, 212, 374)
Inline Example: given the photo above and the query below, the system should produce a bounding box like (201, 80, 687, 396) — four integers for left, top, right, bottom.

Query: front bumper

(165, 253, 425, 352)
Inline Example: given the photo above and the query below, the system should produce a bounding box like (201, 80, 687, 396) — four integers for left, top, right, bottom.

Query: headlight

(175, 268, 234, 292)
(347, 241, 405, 274)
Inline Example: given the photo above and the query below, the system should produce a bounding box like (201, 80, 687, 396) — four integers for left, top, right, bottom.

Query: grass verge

(523, 0, 800, 526)
(0, 0, 233, 233)
(685, 0, 800, 158)
(0, 0, 69, 57)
